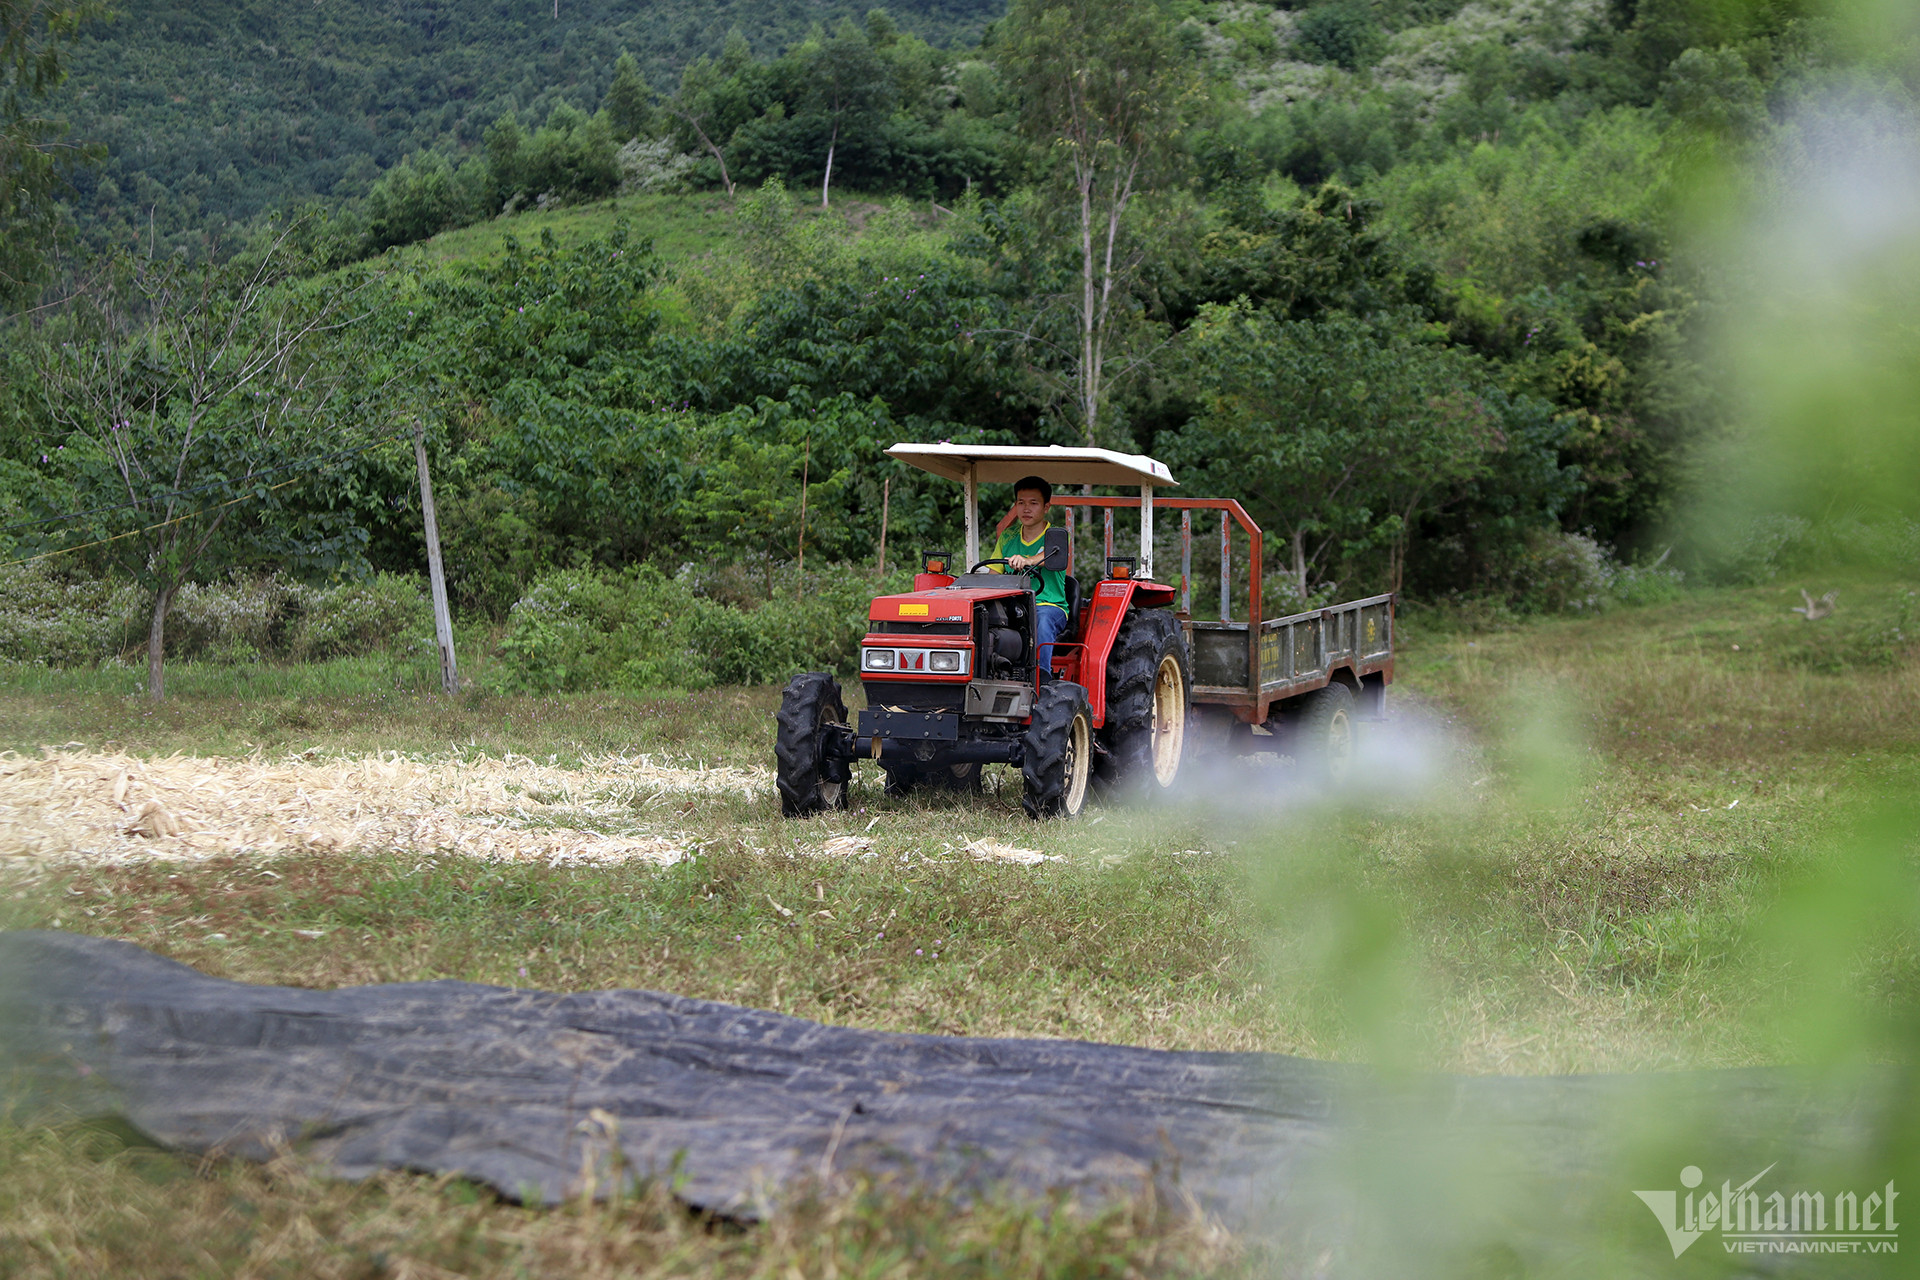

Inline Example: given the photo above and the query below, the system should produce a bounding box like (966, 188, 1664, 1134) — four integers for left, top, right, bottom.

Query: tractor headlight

(862, 647, 896, 670)
(928, 649, 966, 673)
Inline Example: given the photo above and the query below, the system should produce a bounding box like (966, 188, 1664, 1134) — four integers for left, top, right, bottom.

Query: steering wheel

(969, 557, 1045, 575)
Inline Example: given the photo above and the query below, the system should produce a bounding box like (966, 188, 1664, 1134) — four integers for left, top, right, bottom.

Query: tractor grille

(857, 681, 964, 713)
(868, 620, 970, 637)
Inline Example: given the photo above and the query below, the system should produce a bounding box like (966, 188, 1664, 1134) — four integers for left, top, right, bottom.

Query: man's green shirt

(991, 525, 1067, 611)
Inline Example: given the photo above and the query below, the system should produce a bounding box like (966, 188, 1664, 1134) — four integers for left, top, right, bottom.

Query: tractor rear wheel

(775, 673, 852, 817)
(1295, 681, 1355, 783)
(1094, 608, 1191, 799)
(1021, 681, 1092, 819)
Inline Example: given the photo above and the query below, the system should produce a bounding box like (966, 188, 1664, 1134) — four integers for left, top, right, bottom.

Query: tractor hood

(869, 584, 1026, 625)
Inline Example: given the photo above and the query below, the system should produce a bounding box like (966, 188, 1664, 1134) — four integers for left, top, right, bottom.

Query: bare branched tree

(36, 227, 380, 699)
(999, 0, 1197, 446)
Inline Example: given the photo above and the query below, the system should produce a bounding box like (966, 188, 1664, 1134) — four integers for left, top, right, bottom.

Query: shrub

(617, 138, 696, 195)
(1498, 529, 1685, 614)
(293, 574, 434, 660)
(0, 562, 140, 664)
(0, 566, 432, 665)
(1696, 513, 1813, 586)
(496, 563, 896, 693)
(1506, 529, 1616, 614)
(165, 574, 321, 662)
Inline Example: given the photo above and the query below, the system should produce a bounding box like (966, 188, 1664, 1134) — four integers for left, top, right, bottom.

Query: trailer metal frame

(996, 495, 1393, 725)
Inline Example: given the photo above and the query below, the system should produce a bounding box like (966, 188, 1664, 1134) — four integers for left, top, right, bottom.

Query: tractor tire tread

(1094, 609, 1189, 797)
(775, 672, 851, 817)
(1022, 681, 1090, 819)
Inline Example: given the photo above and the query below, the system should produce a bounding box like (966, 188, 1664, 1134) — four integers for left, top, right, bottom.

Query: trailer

(986, 488, 1394, 766)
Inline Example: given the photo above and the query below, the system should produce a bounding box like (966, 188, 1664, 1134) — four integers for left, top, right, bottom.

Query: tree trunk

(822, 123, 838, 209)
(1079, 168, 1097, 443)
(1291, 530, 1307, 601)
(683, 116, 735, 196)
(146, 583, 176, 702)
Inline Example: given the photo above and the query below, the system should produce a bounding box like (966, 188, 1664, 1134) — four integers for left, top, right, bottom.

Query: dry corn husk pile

(0, 749, 771, 870)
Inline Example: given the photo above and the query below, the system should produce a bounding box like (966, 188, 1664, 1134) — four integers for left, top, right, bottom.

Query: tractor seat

(1058, 575, 1081, 641)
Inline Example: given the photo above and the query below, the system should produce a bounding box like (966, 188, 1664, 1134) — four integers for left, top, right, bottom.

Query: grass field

(2, 578, 1916, 1277)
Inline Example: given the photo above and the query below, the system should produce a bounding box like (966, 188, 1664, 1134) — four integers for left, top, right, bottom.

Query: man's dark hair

(1013, 475, 1053, 504)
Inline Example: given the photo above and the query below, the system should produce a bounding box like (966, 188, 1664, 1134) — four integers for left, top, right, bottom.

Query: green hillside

(48, 0, 1003, 252)
(6, 0, 1913, 673)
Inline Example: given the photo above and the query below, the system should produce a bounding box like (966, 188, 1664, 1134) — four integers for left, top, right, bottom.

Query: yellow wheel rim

(1150, 654, 1187, 787)
(1064, 711, 1091, 815)
(1326, 706, 1353, 781)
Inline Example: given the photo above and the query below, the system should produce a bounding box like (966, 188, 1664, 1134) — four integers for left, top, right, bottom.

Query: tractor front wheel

(775, 673, 852, 817)
(1022, 681, 1092, 819)
(1095, 609, 1191, 799)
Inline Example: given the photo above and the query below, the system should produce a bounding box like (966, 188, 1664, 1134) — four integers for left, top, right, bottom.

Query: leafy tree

(679, 406, 849, 596)
(32, 232, 382, 698)
(703, 254, 1018, 434)
(1170, 303, 1512, 595)
(1163, 181, 1416, 328)
(1291, 0, 1388, 73)
(603, 50, 652, 142)
(516, 103, 621, 208)
(482, 114, 526, 214)
(794, 19, 895, 208)
(997, 0, 1199, 444)
(0, 0, 107, 309)
(362, 150, 474, 252)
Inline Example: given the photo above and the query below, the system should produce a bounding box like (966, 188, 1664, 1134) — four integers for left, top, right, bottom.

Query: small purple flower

(735, 934, 743, 941)
(915, 948, 923, 955)
(518, 966, 528, 977)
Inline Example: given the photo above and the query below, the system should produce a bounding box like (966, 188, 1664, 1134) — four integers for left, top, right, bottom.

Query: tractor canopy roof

(886, 443, 1176, 489)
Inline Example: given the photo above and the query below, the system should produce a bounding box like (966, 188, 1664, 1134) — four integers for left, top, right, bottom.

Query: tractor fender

(1075, 579, 1160, 729)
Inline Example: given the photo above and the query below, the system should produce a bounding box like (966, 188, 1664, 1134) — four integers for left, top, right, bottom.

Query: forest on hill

(3, 0, 1917, 698)
(39, 0, 1002, 258)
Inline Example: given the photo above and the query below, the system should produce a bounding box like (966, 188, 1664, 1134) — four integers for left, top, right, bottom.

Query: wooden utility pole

(796, 437, 810, 597)
(412, 422, 459, 695)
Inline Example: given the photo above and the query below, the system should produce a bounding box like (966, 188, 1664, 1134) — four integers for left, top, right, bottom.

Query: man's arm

(984, 528, 1011, 572)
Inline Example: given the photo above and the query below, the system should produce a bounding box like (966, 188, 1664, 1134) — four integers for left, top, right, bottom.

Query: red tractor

(776, 445, 1396, 819)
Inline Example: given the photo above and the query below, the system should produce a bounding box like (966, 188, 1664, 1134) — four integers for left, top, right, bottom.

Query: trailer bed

(1186, 594, 1395, 718)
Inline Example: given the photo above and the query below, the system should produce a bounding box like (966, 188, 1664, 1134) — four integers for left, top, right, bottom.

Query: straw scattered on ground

(0, 749, 770, 870)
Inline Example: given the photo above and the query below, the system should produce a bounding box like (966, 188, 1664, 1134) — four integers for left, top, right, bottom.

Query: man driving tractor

(987, 475, 1069, 675)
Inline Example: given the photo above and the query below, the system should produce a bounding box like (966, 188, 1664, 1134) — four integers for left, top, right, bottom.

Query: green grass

(2, 578, 1916, 1276)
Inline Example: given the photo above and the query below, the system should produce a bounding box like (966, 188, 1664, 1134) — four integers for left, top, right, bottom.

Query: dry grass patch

(0, 748, 764, 871)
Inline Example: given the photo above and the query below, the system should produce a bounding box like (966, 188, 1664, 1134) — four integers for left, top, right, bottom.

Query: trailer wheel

(775, 673, 852, 817)
(1022, 682, 1092, 819)
(1095, 609, 1191, 798)
(1296, 681, 1355, 783)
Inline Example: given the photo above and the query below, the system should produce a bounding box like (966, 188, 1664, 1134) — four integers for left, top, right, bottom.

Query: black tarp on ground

(0, 930, 1894, 1268)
